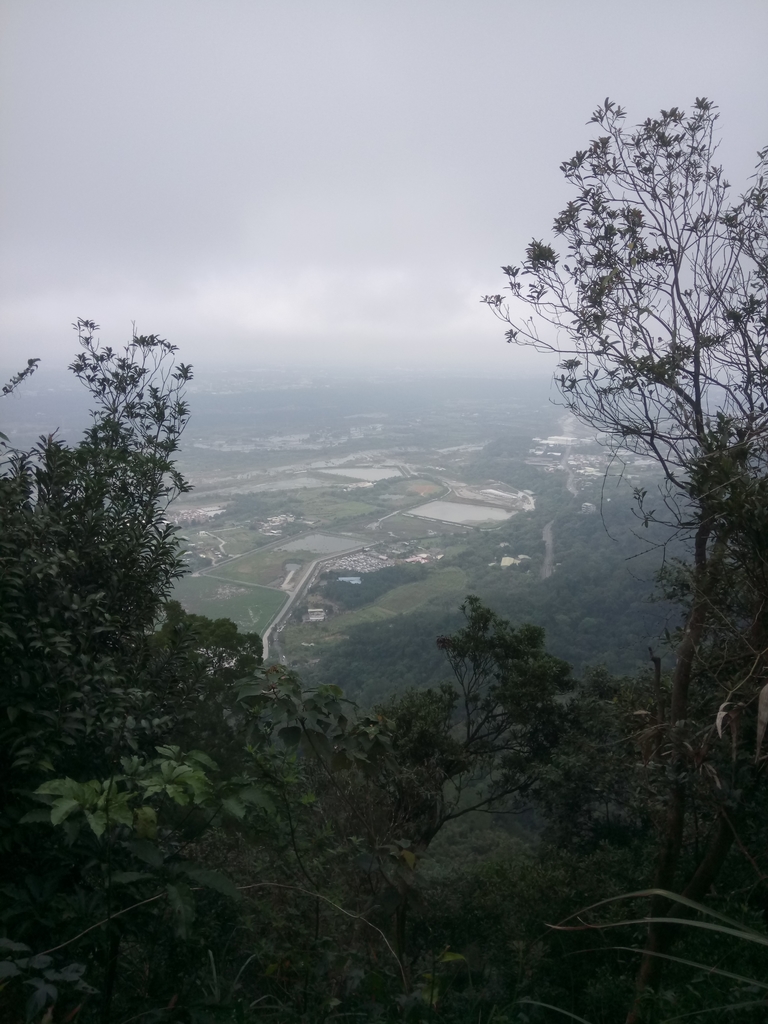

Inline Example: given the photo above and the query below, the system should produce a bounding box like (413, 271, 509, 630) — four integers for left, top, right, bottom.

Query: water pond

(407, 500, 514, 524)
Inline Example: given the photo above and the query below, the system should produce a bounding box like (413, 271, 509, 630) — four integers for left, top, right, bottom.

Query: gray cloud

(2, 0, 767, 371)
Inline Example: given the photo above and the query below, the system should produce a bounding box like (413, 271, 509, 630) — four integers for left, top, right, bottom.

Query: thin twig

(34, 879, 407, 990)
(237, 881, 407, 988)
(721, 806, 767, 882)
(37, 892, 168, 956)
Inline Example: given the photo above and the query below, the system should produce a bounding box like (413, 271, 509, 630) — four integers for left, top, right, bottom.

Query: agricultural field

(171, 574, 286, 634)
(279, 565, 468, 654)
(384, 477, 444, 499)
(207, 525, 266, 556)
(374, 566, 467, 613)
(286, 490, 379, 525)
(206, 532, 362, 588)
(278, 533, 362, 554)
(288, 603, 398, 645)
(183, 525, 264, 559)
(211, 547, 318, 587)
(374, 512, 466, 540)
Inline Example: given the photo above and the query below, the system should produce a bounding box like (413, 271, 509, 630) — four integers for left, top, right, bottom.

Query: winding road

(261, 544, 364, 661)
(541, 520, 554, 579)
(540, 450, 578, 579)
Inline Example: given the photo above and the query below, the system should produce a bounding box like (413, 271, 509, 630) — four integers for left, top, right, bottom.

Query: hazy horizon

(2, 0, 768, 374)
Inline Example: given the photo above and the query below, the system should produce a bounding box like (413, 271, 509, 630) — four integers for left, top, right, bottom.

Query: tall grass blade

(606, 945, 768, 990)
(553, 888, 766, 937)
(662, 1000, 768, 1022)
(516, 999, 593, 1023)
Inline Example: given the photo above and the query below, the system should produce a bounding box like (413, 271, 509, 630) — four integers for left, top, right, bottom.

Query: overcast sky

(1, 0, 767, 376)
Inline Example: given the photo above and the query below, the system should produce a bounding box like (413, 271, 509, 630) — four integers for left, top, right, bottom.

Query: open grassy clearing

(374, 566, 467, 613)
(211, 547, 316, 586)
(278, 533, 363, 555)
(280, 566, 468, 655)
(171, 574, 286, 633)
(183, 525, 266, 558)
(280, 605, 397, 652)
(198, 529, 363, 587)
(385, 477, 444, 498)
(292, 490, 378, 524)
(179, 532, 224, 562)
(377, 512, 464, 540)
(207, 526, 267, 556)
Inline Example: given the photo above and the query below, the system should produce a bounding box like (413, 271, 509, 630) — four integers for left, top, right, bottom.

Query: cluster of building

(300, 545, 445, 623)
(568, 452, 607, 477)
(500, 554, 531, 567)
(346, 422, 385, 439)
(257, 513, 296, 536)
(482, 487, 535, 511)
(167, 505, 226, 526)
(526, 435, 610, 478)
(450, 483, 535, 512)
(324, 551, 393, 574)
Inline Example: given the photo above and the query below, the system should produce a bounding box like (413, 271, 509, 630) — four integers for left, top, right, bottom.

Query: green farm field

(211, 547, 317, 587)
(377, 512, 464, 540)
(183, 526, 266, 559)
(203, 526, 266, 557)
(294, 490, 377, 523)
(374, 566, 467, 613)
(383, 477, 444, 499)
(280, 566, 468, 653)
(171, 574, 286, 633)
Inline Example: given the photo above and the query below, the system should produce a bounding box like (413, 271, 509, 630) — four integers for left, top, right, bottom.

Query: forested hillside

(4, 100, 768, 1024)
(297, 498, 677, 707)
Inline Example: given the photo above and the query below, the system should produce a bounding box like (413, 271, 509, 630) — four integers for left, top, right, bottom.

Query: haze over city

(2, 0, 767, 374)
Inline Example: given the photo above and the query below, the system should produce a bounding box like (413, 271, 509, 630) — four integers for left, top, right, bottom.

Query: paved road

(539, 450, 579, 581)
(541, 520, 554, 579)
(191, 530, 301, 577)
(261, 544, 364, 661)
(561, 450, 579, 497)
(190, 528, 363, 660)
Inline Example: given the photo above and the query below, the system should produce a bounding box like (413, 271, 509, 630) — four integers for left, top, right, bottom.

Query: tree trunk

(100, 928, 120, 1024)
(626, 523, 711, 1023)
(626, 811, 734, 1022)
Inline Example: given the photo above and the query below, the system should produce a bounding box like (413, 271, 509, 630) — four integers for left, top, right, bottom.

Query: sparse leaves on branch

(485, 98, 768, 1015)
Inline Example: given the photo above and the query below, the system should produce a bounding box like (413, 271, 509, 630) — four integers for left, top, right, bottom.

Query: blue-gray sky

(1, 0, 767, 373)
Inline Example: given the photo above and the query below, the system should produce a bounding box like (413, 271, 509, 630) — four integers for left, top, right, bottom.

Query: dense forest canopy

(2, 100, 768, 1024)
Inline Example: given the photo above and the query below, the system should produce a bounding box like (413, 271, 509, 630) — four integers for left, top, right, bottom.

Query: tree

(154, 600, 263, 680)
(381, 596, 571, 848)
(1, 320, 192, 798)
(0, 321, 212, 1021)
(484, 99, 768, 1017)
(231, 597, 571, 993)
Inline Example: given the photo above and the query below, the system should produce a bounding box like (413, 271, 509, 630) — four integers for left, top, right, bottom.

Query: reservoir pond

(408, 501, 514, 524)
